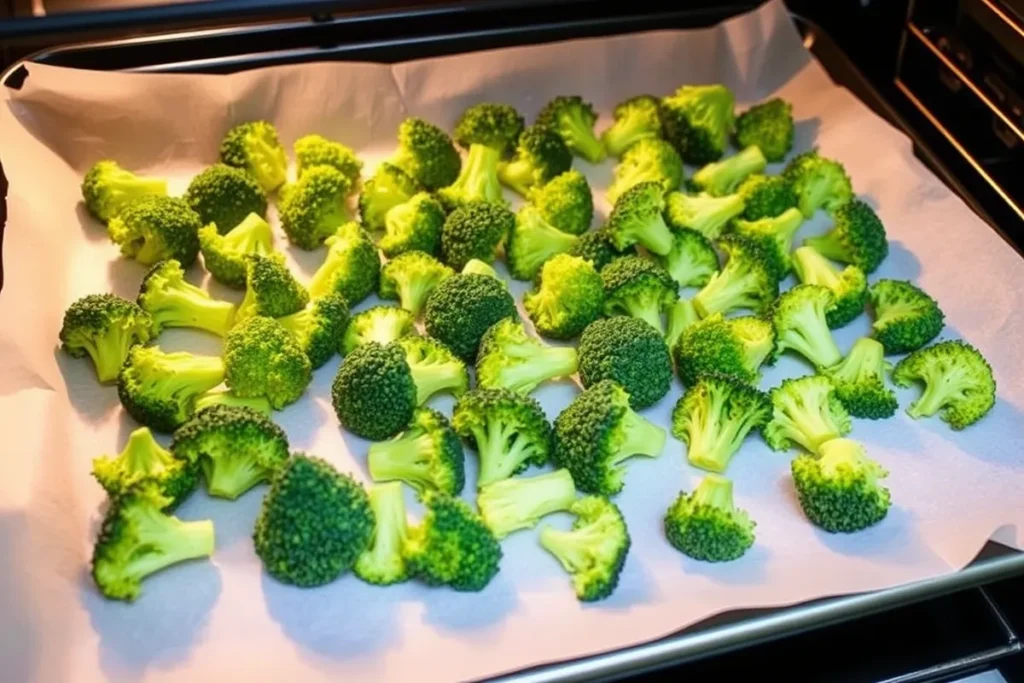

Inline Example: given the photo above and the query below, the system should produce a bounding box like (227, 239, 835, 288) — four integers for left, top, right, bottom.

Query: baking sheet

(2, 2, 1024, 681)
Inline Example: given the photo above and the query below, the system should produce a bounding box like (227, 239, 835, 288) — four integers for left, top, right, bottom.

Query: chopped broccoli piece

(294, 133, 362, 188)
(423, 273, 518, 360)
(892, 340, 996, 430)
(476, 318, 578, 394)
(822, 337, 898, 419)
(536, 95, 605, 163)
(59, 293, 154, 384)
(107, 195, 202, 267)
(117, 346, 226, 433)
(566, 228, 634, 271)
(734, 98, 794, 162)
(692, 234, 779, 318)
(275, 292, 350, 369)
(219, 120, 288, 193)
(658, 84, 735, 165)
(224, 316, 312, 410)
(368, 406, 465, 495)
(478, 468, 577, 539)
(792, 245, 867, 329)
(454, 102, 525, 157)
(524, 253, 604, 340)
(194, 385, 272, 416)
(577, 316, 673, 409)
(440, 200, 515, 271)
(737, 173, 798, 221)
(236, 252, 309, 322)
(729, 206, 805, 277)
(783, 149, 853, 218)
(664, 474, 755, 562)
(665, 298, 700, 353)
(791, 438, 891, 533)
(806, 198, 888, 274)
(379, 250, 454, 317)
(359, 163, 423, 231)
(601, 94, 663, 158)
(764, 375, 852, 454)
(389, 117, 460, 191)
(692, 146, 766, 197)
(528, 169, 594, 235)
(137, 259, 235, 336)
(184, 164, 267, 234)
(657, 227, 719, 288)
(81, 160, 168, 223)
(507, 205, 579, 281)
(607, 138, 684, 204)
(92, 427, 197, 509)
(379, 192, 445, 258)
(600, 255, 678, 335)
(437, 143, 504, 210)
(308, 222, 381, 305)
(664, 191, 746, 241)
(397, 335, 469, 405)
(770, 284, 843, 368)
(199, 212, 274, 289)
(342, 305, 417, 355)
(331, 341, 416, 441)
(673, 313, 775, 387)
(278, 165, 352, 250)
(354, 482, 410, 586)
(605, 181, 674, 256)
(498, 124, 572, 196)
(868, 279, 945, 354)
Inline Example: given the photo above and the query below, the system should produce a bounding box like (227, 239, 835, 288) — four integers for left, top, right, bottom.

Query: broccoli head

(236, 252, 309, 322)
(118, 346, 226, 433)
(398, 335, 469, 405)
(657, 227, 719, 289)
(294, 133, 362, 187)
(379, 250, 454, 317)
(783, 150, 853, 218)
(792, 245, 868, 329)
(279, 164, 353, 250)
(791, 438, 891, 533)
(199, 212, 274, 289)
(607, 138, 684, 204)
(600, 255, 678, 335)
(566, 228, 634, 272)
(577, 316, 673, 409)
(368, 406, 465, 495)
(184, 164, 267, 234)
(664, 474, 755, 562)
(81, 160, 168, 223)
(389, 117, 460, 191)
(605, 181, 674, 256)
(692, 234, 779, 318)
(194, 385, 272, 416)
(342, 305, 417, 355)
(359, 163, 423, 231)
(224, 316, 312, 410)
(665, 298, 700, 353)
(692, 146, 767, 197)
(658, 84, 735, 165)
(92, 427, 197, 509)
(737, 173, 798, 221)
(498, 124, 572, 197)
(308, 222, 381, 305)
(528, 169, 594, 235)
(770, 284, 843, 368)
(137, 259, 236, 337)
(423, 273, 518, 360)
(892, 340, 996, 430)
(379, 192, 445, 258)
(524, 253, 604, 340)
(219, 120, 288, 193)
(601, 94, 662, 158)
(868, 279, 944, 354)
(536, 95, 605, 163)
(454, 102, 525, 156)
(734, 98, 794, 162)
(107, 195, 202, 267)
(331, 342, 416, 440)
(354, 482, 411, 586)
(664, 191, 745, 241)
(763, 375, 852, 454)
(673, 313, 775, 387)
(478, 468, 576, 539)
(276, 293, 350, 369)
(59, 293, 154, 384)
(507, 205, 579, 281)
(729, 206, 805, 277)
(440, 200, 514, 271)
(806, 198, 888, 274)
(476, 318, 578, 395)
(822, 337, 898, 419)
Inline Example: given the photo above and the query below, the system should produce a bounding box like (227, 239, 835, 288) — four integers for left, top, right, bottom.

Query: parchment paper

(2, 2, 1024, 681)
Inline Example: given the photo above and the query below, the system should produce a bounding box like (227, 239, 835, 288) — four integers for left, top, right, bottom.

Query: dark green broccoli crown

(342, 305, 417, 355)
(763, 375, 852, 454)
(117, 346, 227, 433)
(275, 292, 350, 370)
(294, 133, 363, 187)
(606, 181, 674, 256)
(868, 279, 944, 354)
(664, 474, 755, 562)
(729, 206, 805, 278)
(331, 341, 416, 440)
(254, 454, 374, 586)
(440, 200, 514, 271)
(198, 213, 274, 289)
(379, 192, 445, 258)
(673, 313, 775, 387)
(91, 427, 197, 510)
(782, 149, 853, 217)
(692, 145, 767, 197)
(805, 198, 888, 274)
(507, 205, 579, 281)
(498, 124, 572, 196)
(737, 174, 798, 221)
(423, 272, 518, 361)
(607, 138, 684, 204)
(310, 222, 381, 305)
(237, 252, 309, 321)
(791, 438, 891, 533)
(454, 103, 525, 155)
(528, 169, 594, 236)
(475, 317, 578, 395)
(404, 490, 502, 592)
(577, 316, 673, 409)
(184, 164, 267, 234)
(822, 337, 898, 419)
(379, 250, 454, 317)
(658, 84, 736, 165)
(524, 253, 605, 340)
(279, 165, 352, 250)
(601, 94, 663, 158)
(693, 234, 779, 318)
(658, 227, 719, 289)
(59, 293, 154, 383)
(792, 245, 867, 330)
(600, 255, 679, 334)
(358, 162, 423, 230)
(368, 406, 465, 496)
(536, 95, 605, 163)
(664, 190, 746, 241)
(769, 284, 843, 368)
(81, 159, 168, 223)
(224, 316, 312, 410)
(137, 259, 236, 337)
(892, 340, 996, 430)
(218, 120, 288, 193)
(107, 195, 202, 267)
(734, 98, 795, 162)
(390, 118, 460, 190)
(566, 228, 636, 272)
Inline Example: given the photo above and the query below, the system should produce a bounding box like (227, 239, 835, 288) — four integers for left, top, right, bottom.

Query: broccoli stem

(397, 279, 435, 318)
(223, 213, 273, 251)
(479, 469, 576, 538)
(691, 474, 735, 510)
(458, 144, 501, 199)
(367, 432, 436, 491)
(121, 427, 173, 474)
(783, 307, 842, 368)
(248, 137, 287, 191)
(538, 523, 601, 572)
(474, 421, 537, 487)
(112, 178, 169, 205)
(614, 408, 666, 463)
(693, 270, 755, 317)
(792, 246, 840, 290)
(637, 214, 674, 256)
(498, 158, 537, 197)
(601, 119, 654, 159)
(831, 338, 885, 384)
(201, 452, 269, 500)
(355, 482, 408, 584)
(906, 365, 974, 419)
(194, 388, 272, 415)
(130, 511, 215, 577)
(564, 120, 606, 164)
(153, 286, 236, 336)
(622, 293, 667, 335)
(494, 346, 578, 394)
(163, 357, 227, 401)
(92, 325, 142, 383)
(804, 231, 849, 263)
(408, 360, 466, 405)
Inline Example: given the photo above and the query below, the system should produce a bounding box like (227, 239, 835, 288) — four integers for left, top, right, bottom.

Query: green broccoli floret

(462, 258, 504, 281)
(359, 163, 423, 231)
(664, 191, 746, 240)
(607, 138, 684, 204)
(107, 196, 202, 267)
(199, 212, 274, 289)
(254, 454, 374, 586)
(528, 169, 594, 235)
(278, 165, 352, 250)
(294, 134, 362, 187)
(791, 438, 891, 533)
(342, 305, 416, 355)
(91, 484, 214, 601)
(524, 253, 604, 340)
(658, 84, 735, 165)
(664, 474, 755, 562)
(672, 372, 771, 473)
(498, 124, 572, 197)
(692, 146, 767, 197)
(673, 313, 775, 387)
(734, 98, 794, 162)
(92, 427, 197, 509)
(806, 199, 888, 274)
(539, 495, 630, 602)
(657, 227, 719, 288)
(81, 160, 168, 223)
(553, 380, 666, 495)
(184, 164, 267, 234)
(770, 284, 843, 368)
(59, 293, 154, 384)
(423, 272, 518, 360)
(507, 205, 579, 281)
(892, 340, 996, 430)
(404, 490, 502, 592)
(454, 102, 525, 157)
(822, 337, 898, 419)
(737, 174, 798, 220)
(224, 316, 312, 409)
(236, 253, 309, 322)
(478, 468, 576, 539)
(600, 255, 678, 334)
(476, 318, 578, 394)
(397, 335, 469, 405)
(118, 346, 226, 433)
(194, 385, 272, 416)
(577, 316, 673, 409)
(276, 293, 350, 369)
(368, 406, 465, 495)
(439, 200, 514, 271)
(308, 222, 381, 305)
(331, 341, 417, 440)
(536, 95, 605, 163)
(137, 259, 236, 337)
(729, 206, 805, 277)
(219, 120, 288, 193)
(605, 181, 674, 256)
(764, 375, 852, 454)
(792, 245, 867, 329)
(379, 250, 453, 317)
(601, 94, 662, 158)
(437, 145, 503, 210)
(868, 279, 945, 354)
(566, 229, 634, 271)
(171, 404, 289, 500)
(692, 234, 779, 318)
(783, 150, 853, 218)
(354, 482, 410, 586)
(379, 192, 445, 258)
(665, 298, 700, 353)
(389, 117, 460, 191)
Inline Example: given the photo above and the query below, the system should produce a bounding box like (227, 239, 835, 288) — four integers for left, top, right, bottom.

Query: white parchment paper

(2, 2, 1024, 681)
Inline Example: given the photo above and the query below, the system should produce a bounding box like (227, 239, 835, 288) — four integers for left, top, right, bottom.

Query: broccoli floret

(536, 95, 605, 163)
(404, 490, 502, 592)
(693, 234, 779, 318)
(605, 182, 674, 256)
(692, 146, 767, 197)
(184, 164, 267, 234)
(476, 318, 578, 394)
(600, 255, 678, 334)
(397, 335, 469, 405)
(792, 245, 868, 329)
(423, 272, 518, 360)
(892, 340, 996, 430)
(566, 229, 634, 271)
(770, 284, 843, 369)
(868, 279, 945, 354)
(764, 375, 852, 454)
(236, 253, 309, 322)
(172, 404, 289, 500)
(553, 380, 666, 495)
(672, 372, 771, 473)
(528, 169, 594, 235)
(507, 205, 579, 281)
(808, 200, 889, 275)
(783, 150, 853, 218)
(577, 316, 673, 409)
(664, 474, 755, 562)
(118, 346, 226, 433)
(454, 102, 525, 157)
(607, 138, 684, 204)
(254, 454, 374, 586)
(440, 200, 514, 271)
(737, 174, 798, 221)
(498, 124, 572, 196)
(359, 163, 423, 231)
(734, 98, 794, 162)
(822, 337, 898, 419)
(462, 258, 504, 281)
(478, 468, 576, 539)
(791, 438, 891, 533)
(389, 117, 460, 191)
(199, 212, 274, 289)
(657, 227, 719, 288)
(59, 293, 154, 384)
(379, 250, 454, 317)
(538, 496, 630, 602)
(524, 253, 604, 340)
(308, 222, 381, 305)
(658, 84, 735, 165)
(91, 484, 214, 601)
(368, 406, 465, 495)
(137, 259, 236, 336)
(437, 144, 504, 210)
(729, 206, 805, 277)
(194, 385, 272, 416)
(379, 192, 445, 258)
(92, 427, 197, 509)
(665, 298, 700, 353)
(452, 388, 553, 487)
(278, 165, 352, 250)
(219, 120, 288, 193)
(81, 160, 168, 223)
(673, 313, 775, 387)
(342, 305, 417, 355)
(331, 342, 416, 440)
(294, 134, 362, 187)
(354, 482, 410, 586)
(107, 196, 202, 267)
(224, 316, 312, 410)
(601, 94, 662, 158)
(664, 191, 746, 241)
(276, 293, 350, 369)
